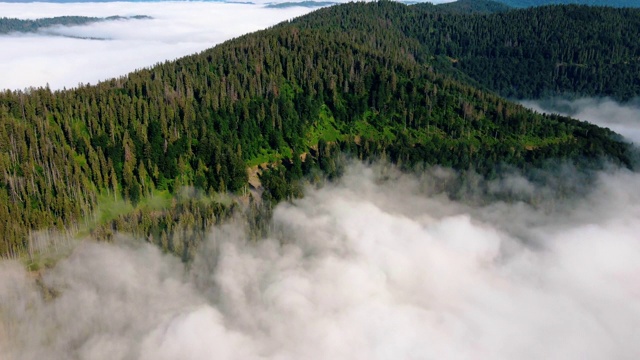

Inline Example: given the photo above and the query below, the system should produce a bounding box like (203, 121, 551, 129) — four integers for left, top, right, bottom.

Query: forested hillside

(434, 0, 512, 14)
(495, 0, 640, 8)
(417, 5, 640, 99)
(0, 1, 637, 260)
(296, 2, 640, 100)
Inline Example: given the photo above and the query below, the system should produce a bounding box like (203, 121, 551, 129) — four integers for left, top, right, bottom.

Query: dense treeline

(416, 5, 640, 99)
(495, 0, 640, 8)
(294, 1, 640, 100)
(433, 0, 512, 14)
(0, 1, 636, 258)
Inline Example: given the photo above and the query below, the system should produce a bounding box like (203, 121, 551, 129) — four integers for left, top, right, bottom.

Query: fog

(522, 98, 640, 145)
(2, 157, 640, 359)
(0, 2, 315, 90)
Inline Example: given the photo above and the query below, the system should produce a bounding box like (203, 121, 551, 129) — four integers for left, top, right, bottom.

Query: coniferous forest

(494, 0, 640, 8)
(1, 0, 639, 262)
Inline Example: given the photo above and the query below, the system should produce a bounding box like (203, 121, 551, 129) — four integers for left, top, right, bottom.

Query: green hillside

(433, 0, 512, 14)
(0, 1, 637, 259)
(416, 5, 640, 99)
(295, 2, 640, 100)
(495, 0, 640, 8)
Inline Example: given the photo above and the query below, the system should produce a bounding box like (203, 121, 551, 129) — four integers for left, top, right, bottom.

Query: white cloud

(2, 163, 640, 359)
(0, 2, 315, 90)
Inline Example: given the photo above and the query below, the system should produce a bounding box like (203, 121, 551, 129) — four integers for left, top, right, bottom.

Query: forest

(296, 2, 640, 100)
(428, 0, 512, 14)
(494, 0, 640, 8)
(0, 0, 638, 263)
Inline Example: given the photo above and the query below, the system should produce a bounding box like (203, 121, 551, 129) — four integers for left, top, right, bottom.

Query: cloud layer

(0, 2, 315, 90)
(2, 160, 640, 359)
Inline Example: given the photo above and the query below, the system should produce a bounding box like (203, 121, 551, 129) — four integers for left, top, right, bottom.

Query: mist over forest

(3, 156, 640, 359)
(1, 0, 640, 359)
(522, 98, 640, 144)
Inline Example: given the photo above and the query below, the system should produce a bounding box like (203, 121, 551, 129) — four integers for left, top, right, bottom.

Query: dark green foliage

(293, 1, 640, 100)
(432, 0, 512, 14)
(495, 0, 640, 8)
(414, 5, 640, 100)
(265, 1, 337, 9)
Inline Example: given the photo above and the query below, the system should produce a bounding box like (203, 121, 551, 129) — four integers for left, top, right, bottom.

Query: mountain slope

(495, 0, 640, 8)
(0, 1, 635, 258)
(293, 2, 640, 100)
(434, 0, 512, 14)
(411, 5, 640, 100)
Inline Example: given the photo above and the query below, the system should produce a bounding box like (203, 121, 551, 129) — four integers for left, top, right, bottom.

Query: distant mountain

(0, 16, 101, 34)
(265, 1, 336, 9)
(0, 15, 152, 35)
(495, 0, 640, 8)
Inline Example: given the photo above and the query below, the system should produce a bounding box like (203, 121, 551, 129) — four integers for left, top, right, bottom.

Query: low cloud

(0, 2, 315, 90)
(522, 98, 640, 144)
(2, 162, 640, 359)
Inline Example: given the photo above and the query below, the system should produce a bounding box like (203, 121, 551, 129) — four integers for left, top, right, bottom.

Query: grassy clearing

(247, 148, 283, 167)
(305, 105, 344, 147)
